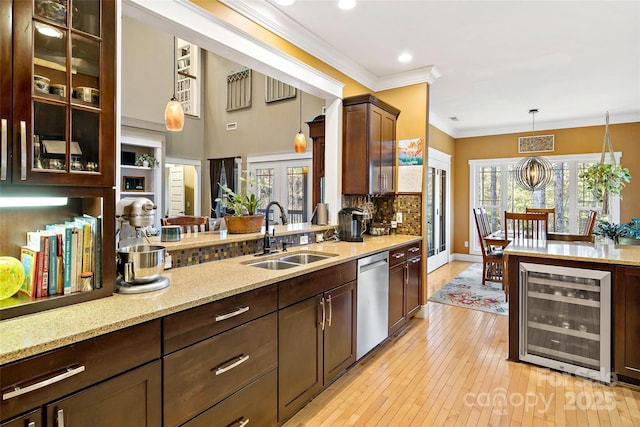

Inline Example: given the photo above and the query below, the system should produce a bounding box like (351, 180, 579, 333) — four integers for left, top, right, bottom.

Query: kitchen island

(505, 239, 640, 385)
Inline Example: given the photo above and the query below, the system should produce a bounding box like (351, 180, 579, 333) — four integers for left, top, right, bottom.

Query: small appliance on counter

(338, 208, 366, 242)
(115, 197, 169, 293)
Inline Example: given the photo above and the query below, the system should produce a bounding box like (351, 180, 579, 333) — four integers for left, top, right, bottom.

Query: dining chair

(582, 209, 598, 236)
(504, 211, 548, 240)
(473, 208, 510, 291)
(161, 215, 210, 233)
(526, 207, 556, 232)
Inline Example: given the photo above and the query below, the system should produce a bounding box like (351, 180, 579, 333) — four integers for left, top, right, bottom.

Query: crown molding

(373, 66, 441, 92)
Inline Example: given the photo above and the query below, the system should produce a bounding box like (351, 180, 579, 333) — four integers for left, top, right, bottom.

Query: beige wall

(452, 122, 640, 254)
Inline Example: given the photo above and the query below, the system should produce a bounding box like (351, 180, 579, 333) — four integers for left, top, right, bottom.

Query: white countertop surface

(0, 235, 421, 365)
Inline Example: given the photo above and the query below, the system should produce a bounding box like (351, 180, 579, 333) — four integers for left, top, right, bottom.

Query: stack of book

(19, 214, 102, 299)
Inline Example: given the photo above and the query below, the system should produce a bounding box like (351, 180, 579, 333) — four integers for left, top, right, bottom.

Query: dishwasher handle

(358, 259, 388, 274)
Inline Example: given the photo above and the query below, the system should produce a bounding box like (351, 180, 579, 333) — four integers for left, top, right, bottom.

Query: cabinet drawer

(163, 284, 277, 354)
(279, 261, 356, 308)
(184, 369, 277, 427)
(163, 313, 277, 427)
(389, 242, 421, 267)
(0, 320, 160, 422)
(0, 408, 41, 427)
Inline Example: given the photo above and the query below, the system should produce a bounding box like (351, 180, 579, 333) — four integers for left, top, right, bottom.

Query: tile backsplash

(342, 194, 422, 236)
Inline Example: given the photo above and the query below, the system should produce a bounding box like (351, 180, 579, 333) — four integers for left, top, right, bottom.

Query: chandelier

(514, 109, 553, 191)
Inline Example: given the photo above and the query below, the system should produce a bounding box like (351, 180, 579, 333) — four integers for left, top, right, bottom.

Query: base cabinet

(0, 409, 41, 427)
(46, 361, 161, 427)
(614, 266, 640, 383)
(389, 243, 422, 335)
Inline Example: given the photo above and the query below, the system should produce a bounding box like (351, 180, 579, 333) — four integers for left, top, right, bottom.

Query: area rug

(428, 263, 508, 316)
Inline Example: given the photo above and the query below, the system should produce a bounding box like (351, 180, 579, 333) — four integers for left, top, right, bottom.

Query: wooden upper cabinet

(5, 0, 115, 187)
(342, 94, 400, 195)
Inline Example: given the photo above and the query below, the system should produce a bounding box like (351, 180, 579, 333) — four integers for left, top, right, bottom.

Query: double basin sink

(244, 251, 338, 270)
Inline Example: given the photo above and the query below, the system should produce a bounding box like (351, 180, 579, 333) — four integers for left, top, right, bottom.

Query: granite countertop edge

(0, 234, 421, 365)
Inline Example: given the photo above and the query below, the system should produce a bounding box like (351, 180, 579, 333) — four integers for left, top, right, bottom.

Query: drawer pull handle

(215, 306, 249, 322)
(20, 121, 26, 180)
(28, 422, 36, 427)
(393, 253, 405, 259)
(228, 417, 250, 427)
(408, 247, 420, 253)
(2, 365, 85, 400)
(214, 355, 249, 376)
(411, 258, 421, 264)
(1, 118, 6, 180)
(57, 408, 64, 427)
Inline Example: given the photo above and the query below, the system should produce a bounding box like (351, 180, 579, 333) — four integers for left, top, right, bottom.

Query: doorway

(164, 157, 201, 217)
(426, 147, 451, 273)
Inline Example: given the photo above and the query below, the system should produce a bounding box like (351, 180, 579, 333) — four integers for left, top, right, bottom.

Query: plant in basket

(216, 171, 269, 233)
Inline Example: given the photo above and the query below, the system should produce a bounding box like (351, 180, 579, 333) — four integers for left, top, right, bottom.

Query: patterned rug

(428, 263, 508, 316)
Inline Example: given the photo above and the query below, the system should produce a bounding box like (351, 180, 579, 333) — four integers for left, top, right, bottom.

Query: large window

(469, 153, 621, 254)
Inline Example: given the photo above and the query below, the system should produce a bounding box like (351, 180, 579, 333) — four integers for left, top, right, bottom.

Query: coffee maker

(338, 208, 365, 242)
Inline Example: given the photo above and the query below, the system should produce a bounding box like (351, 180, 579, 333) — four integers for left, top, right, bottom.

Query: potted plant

(216, 171, 266, 233)
(579, 163, 630, 213)
(592, 220, 634, 244)
(135, 153, 159, 168)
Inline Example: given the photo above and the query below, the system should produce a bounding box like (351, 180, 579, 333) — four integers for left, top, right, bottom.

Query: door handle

(56, 409, 64, 427)
(319, 297, 325, 331)
(327, 294, 333, 327)
(1, 118, 6, 180)
(20, 121, 26, 180)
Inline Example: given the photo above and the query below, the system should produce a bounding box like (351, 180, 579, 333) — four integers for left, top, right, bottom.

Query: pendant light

(514, 109, 552, 191)
(294, 90, 306, 153)
(165, 38, 184, 132)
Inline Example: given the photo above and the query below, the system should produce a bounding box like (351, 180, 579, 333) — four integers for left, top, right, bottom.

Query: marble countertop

(0, 234, 421, 365)
(504, 238, 640, 266)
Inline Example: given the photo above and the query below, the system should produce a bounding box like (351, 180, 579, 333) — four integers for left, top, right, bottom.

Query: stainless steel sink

(245, 251, 338, 270)
(278, 253, 332, 264)
(247, 260, 299, 270)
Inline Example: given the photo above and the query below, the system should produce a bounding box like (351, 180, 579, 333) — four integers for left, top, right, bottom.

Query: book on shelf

(26, 232, 48, 297)
(81, 214, 101, 289)
(19, 246, 39, 299)
(46, 224, 73, 295)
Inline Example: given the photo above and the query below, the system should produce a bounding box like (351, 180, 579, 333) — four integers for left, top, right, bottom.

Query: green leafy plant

(215, 171, 266, 216)
(593, 220, 634, 242)
(579, 163, 631, 203)
(135, 153, 159, 168)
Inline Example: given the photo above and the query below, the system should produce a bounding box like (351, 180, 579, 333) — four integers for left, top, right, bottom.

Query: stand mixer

(115, 198, 169, 293)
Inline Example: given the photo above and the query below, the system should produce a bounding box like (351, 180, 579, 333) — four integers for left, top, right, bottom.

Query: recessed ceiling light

(398, 53, 413, 63)
(274, 0, 295, 6)
(338, 0, 356, 10)
(448, 116, 459, 121)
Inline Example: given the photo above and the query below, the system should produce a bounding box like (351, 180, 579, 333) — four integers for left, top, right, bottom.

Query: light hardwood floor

(283, 261, 640, 426)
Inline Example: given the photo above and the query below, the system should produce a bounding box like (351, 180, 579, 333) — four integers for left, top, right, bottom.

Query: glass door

(426, 148, 450, 273)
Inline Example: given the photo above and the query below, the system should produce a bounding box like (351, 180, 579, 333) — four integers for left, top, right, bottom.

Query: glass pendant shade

(294, 131, 307, 153)
(164, 96, 184, 131)
(514, 156, 553, 191)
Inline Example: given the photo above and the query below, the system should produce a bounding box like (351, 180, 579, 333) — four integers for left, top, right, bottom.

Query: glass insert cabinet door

(9, 0, 114, 186)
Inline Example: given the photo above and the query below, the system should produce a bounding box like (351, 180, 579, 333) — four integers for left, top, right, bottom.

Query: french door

(248, 155, 313, 224)
(426, 148, 451, 273)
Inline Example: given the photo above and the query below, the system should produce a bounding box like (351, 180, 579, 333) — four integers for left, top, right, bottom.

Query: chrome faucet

(262, 201, 288, 255)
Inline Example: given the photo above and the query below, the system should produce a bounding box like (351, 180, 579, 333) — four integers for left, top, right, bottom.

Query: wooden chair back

(582, 210, 598, 236)
(504, 211, 548, 240)
(473, 208, 509, 289)
(526, 207, 556, 232)
(161, 216, 210, 233)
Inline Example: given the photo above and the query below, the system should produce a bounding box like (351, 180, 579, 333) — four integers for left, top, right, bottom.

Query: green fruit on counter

(0, 256, 26, 300)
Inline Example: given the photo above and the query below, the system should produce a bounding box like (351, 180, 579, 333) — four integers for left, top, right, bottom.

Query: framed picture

(397, 137, 424, 193)
(122, 176, 145, 192)
(518, 135, 555, 153)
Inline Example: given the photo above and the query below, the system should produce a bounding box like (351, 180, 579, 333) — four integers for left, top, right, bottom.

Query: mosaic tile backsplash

(342, 194, 422, 236)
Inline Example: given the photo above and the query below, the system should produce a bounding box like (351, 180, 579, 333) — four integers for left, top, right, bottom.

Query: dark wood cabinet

(278, 263, 357, 422)
(0, 320, 160, 424)
(0, 408, 41, 427)
(614, 265, 640, 384)
(388, 242, 422, 335)
(45, 361, 161, 427)
(307, 115, 325, 208)
(343, 94, 400, 195)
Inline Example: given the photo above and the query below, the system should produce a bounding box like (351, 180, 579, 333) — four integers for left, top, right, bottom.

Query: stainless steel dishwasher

(357, 251, 389, 360)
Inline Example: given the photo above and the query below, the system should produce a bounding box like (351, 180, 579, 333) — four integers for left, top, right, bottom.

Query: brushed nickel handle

(320, 297, 325, 331)
(56, 409, 64, 427)
(20, 120, 26, 180)
(215, 306, 249, 322)
(411, 258, 421, 264)
(213, 355, 249, 376)
(327, 294, 333, 327)
(27, 422, 36, 427)
(393, 253, 405, 259)
(230, 418, 250, 427)
(1, 118, 6, 180)
(408, 247, 420, 253)
(2, 365, 85, 400)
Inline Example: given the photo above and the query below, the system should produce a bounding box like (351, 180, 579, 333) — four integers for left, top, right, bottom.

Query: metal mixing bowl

(117, 245, 165, 284)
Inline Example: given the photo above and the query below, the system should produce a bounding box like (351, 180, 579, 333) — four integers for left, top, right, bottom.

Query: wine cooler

(519, 262, 611, 383)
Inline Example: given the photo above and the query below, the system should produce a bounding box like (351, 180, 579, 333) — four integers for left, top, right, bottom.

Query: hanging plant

(578, 112, 631, 213)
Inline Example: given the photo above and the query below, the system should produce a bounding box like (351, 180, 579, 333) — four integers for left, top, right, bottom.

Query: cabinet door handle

(320, 297, 325, 331)
(1, 118, 6, 180)
(213, 354, 250, 376)
(20, 120, 26, 180)
(56, 408, 64, 427)
(327, 294, 333, 327)
(228, 418, 250, 427)
(408, 247, 420, 253)
(410, 258, 421, 264)
(215, 306, 249, 322)
(2, 365, 85, 400)
(393, 253, 405, 259)
(27, 422, 36, 427)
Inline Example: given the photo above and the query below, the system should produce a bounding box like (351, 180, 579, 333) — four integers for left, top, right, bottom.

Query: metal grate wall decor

(265, 76, 297, 103)
(226, 68, 252, 111)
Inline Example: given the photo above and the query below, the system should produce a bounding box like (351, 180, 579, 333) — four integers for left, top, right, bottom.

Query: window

(469, 153, 622, 255)
(175, 38, 200, 117)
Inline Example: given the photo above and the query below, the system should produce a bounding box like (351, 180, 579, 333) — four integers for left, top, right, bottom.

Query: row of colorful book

(20, 214, 102, 299)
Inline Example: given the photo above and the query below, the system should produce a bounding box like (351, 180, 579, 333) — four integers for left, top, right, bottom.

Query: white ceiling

(223, 0, 640, 138)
